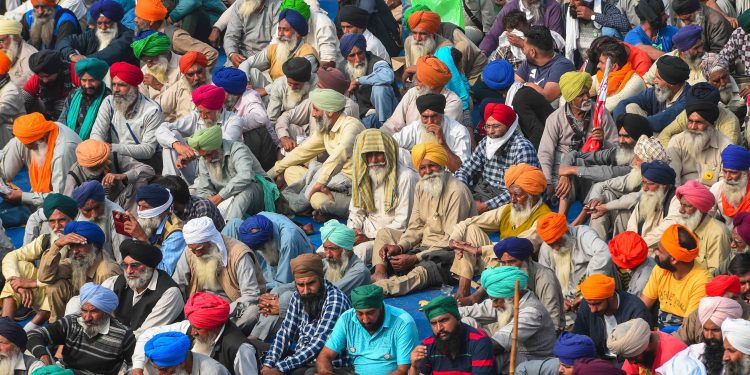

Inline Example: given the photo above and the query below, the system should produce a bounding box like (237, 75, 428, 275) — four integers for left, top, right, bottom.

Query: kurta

(492, 291, 556, 359)
(382, 86, 463, 134)
(193, 140, 266, 201)
(239, 42, 318, 82)
(223, 0, 281, 58)
(392, 117, 472, 164)
(138, 53, 182, 103)
(275, 97, 360, 141)
(667, 126, 731, 186)
(658, 107, 740, 146)
(610, 257, 656, 296)
(156, 108, 244, 148)
(157, 77, 197, 123)
(8, 41, 37, 89)
(266, 76, 312, 123)
(0, 80, 27, 148)
(90, 93, 164, 161)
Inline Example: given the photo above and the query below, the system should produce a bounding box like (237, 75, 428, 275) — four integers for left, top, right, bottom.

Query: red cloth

(676, 180, 716, 214)
(110, 62, 144, 86)
(192, 85, 226, 110)
(624, 43, 652, 76)
(621, 332, 686, 375)
(184, 292, 230, 329)
(706, 275, 742, 296)
(179, 51, 208, 74)
(484, 103, 516, 126)
(608, 231, 648, 270)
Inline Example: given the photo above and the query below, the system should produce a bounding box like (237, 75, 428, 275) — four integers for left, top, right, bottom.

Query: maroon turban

(736, 212, 750, 244)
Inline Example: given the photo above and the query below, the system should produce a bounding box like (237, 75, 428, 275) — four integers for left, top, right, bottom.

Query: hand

(279, 136, 297, 152)
(320, 60, 336, 69)
(306, 182, 334, 201)
(424, 123, 445, 144)
(9, 277, 36, 292)
(347, 79, 359, 95)
(69, 54, 85, 63)
(102, 173, 126, 186)
(132, 369, 144, 375)
(142, 73, 163, 91)
(575, 5, 594, 19)
(259, 295, 280, 315)
(475, 200, 488, 213)
(208, 27, 222, 48)
(353, 228, 369, 245)
(122, 211, 148, 241)
(18, 287, 33, 308)
(727, 16, 739, 28)
(53, 233, 88, 248)
(173, 141, 197, 160)
(545, 184, 556, 198)
(260, 366, 283, 375)
(208, 194, 224, 206)
(274, 175, 287, 190)
(591, 128, 604, 141)
(740, 85, 750, 99)
(390, 254, 418, 273)
(379, 244, 403, 260)
(230, 53, 247, 67)
(555, 175, 572, 199)
(506, 33, 525, 48)
(590, 203, 608, 219)
(557, 165, 577, 177)
(256, 87, 267, 97)
(4, 189, 22, 203)
(40, 355, 52, 366)
(410, 345, 427, 368)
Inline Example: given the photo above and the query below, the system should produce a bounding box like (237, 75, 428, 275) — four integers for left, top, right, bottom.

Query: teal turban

(74, 58, 108, 81)
(43, 193, 79, 219)
(309, 88, 346, 112)
(351, 284, 384, 309)
(320, 219, 355, 250)
(31, 366, 74, 375)
(481, 266, 529, 298)
(423, 296, 460, 320)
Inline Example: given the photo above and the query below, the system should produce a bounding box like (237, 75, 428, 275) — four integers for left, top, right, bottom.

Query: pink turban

(698, 296, 742, 327)
(675, 180, 715, 214)
(192, 84, 225, 111)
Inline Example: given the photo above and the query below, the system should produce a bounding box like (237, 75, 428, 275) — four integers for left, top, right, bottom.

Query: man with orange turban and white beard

(0, 112, 81, 208)
(371, 142, 475, 296)
(402, 11, 451, 82)
(158, 51, 210, 122)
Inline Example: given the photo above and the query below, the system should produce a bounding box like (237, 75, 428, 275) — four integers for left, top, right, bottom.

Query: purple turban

(736, 213, 750, 244)
(340, 32, 367, 57)
(672, 24, 702, 52)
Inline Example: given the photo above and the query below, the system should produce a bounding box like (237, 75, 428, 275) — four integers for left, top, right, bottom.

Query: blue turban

(279, 9, 309, 36)
(64, 221, 105, 249)
(0, 317, 27, 350)
(144, 332, 191, 367)
(79, 282, 118, 314)
(212, 67, 248, 96)
(340, 32, 366, 57)
(71, 180, 106, 208)
(482, 60, 515, 91)
(553, 332, 597, 365)
(320, 219, 355, 250)
(493, 237, 533, 261)
(239, 215, 274, 249)
(641, 160, 676, 185)
(480, 266, 529, 298)
(672, 24, 702, 52)
(89, 0, 125, 22)
(722, 144, 750, 171)
(136, 184, 170, 207)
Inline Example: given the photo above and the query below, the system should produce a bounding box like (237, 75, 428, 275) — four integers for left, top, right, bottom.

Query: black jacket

(56, 23, 138, 65)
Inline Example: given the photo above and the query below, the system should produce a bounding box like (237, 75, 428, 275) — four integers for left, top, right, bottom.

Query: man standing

(58, 58, 111, 141)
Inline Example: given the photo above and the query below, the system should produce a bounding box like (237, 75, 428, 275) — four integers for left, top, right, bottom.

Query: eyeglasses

(484, 123, 506, 131)
(120, 261, 144, 270)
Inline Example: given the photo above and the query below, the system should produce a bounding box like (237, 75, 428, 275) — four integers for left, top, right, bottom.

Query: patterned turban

(352, 129, 399, 213)
(634, 135, 669, 163)
(700, 53, 729, 79)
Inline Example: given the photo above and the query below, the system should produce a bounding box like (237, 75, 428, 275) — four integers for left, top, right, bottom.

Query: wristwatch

(590, 14, 596, 21)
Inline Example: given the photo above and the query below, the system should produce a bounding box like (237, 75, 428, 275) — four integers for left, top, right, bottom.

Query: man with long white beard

(143, 332, 229, 375)
(20, 0, 80, 50)
(0, 317, 43, 373)
(643, 25, 706, 86)
(372, 143, 475, 296)
(158, 52, 211, 122)
(672, 0, 732, 53)
(69, 181, 128, 262)
(132, 31, 181, 102)
(265, 57, 314, 123)
(625, 160, 677, 240)
(710, 144, 750, 226)
(222, 0, 281, 67)
(27, 283, 136, 374)
(700, 53, 745, 116)
(721, 318, 750, 375)
(0, 16, 37, 88)
(401, 10, 447, 81)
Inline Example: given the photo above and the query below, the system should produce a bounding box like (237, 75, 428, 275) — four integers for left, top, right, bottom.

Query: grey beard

(723, 173, 748, 207)
(345, 61, 368, 80)
(410, 37, 437, 63)
(368, 164, 388, 187)
(238, 0, 261, 17)
(1, 39, 20, 63)
(137, 216, 162, 239)
(126, 267, 154, 290)
(686, 129, 712, 160)
(677, 210, 703, 231)
(720, 85, 733, 104)
(81, 315, 110, 338)
(419, 171, 445, 199)
(625, 167, 643, 192)
(510, 199, 539, 228)
(274, 35, 299, 66)
(144, 55, 170, 85)
(683, 53, 703, 70)
(0, 346, 20, 375)
(224, 94, 240, 110)
(285, 82, 309, 109)
(615, 145, 635, 166)
(639, 187, 668, 220)
(191, 244, 224, 291)
(655, 85, 673, 103)
(496, 303, 514, 327)
(113, 89, 138, 115)
(724, 355, 750, 375)
(256, 239, 280, 267)
(192, 329, 220, 355)
(313, 113, 334, 135)
(72, 251, 99, 290)
(325, 250, 350, 283)
(207, 158, 226, 184)
(30, 12, 55, 48)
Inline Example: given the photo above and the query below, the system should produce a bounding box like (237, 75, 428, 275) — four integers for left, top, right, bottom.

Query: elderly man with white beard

(0, 16, 37, 88)
(625, 160, 677, 240)
(401, 10, 449, 82)
(338, 5, 390, 62)
(265, 57, 314, 123)
(158, 52, 211, 123)
(20, 0, 81, 50)
(277, 0, 342, 70)
(710, 145, 750, 226)
(132, 31, 181, 102)
(0, 317, 43, 373)
(722, 318, 750, 375)
(700, 53, 745, 116)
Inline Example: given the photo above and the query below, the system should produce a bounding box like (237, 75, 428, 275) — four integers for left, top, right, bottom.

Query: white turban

(183, 216, 227, 266)
(722, 318, 750, 355)
(0, 16, 21, 36)
(656, 352, 707, 375)
(607, 318, 651, 358)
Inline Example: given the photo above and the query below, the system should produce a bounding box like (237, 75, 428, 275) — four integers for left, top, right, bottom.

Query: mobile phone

(112, 211, 130, 236)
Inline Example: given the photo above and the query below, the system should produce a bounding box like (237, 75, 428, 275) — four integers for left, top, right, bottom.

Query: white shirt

(363, 29, 391, 63)
(392, 117, 472, 164)
(156, 109, 244, 149)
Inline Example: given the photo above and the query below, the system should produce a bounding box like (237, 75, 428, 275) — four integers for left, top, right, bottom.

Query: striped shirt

(419, 323, 496, 375)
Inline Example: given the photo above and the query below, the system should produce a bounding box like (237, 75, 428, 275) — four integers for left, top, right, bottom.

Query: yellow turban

(580, 274, 616, 301)
(504, 163, 546, 196)
(411, 142, 447, 169)
(0, 16, 21, 36)
(559, 71, 593, 102)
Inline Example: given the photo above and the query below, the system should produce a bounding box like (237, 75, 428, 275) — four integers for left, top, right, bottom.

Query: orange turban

(608, 231, 648, 270)
(31, 0, 56, 7)
(0, 51, 10, 75)
(416, 55, 452, 88)
(179, 51, 208, 74)
(76, 139, 111, 168)
(537, 212, 568, 244)
(135, 0, 168, 22)
(408, 10, 440, 34)
(12, 113, 59, 193)
(580, 274, 616, 300)
(504, 163, 546, 196)
(411, 142, 448, 169)
(660, 224, 700, 262)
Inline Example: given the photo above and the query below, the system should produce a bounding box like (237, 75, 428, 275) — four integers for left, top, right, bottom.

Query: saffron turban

(481, 266, 529, 298)
(609, 231, 648, 270)
(72, 181, 106, 207)
(309, 88, 346, 112)
(187, 125, 223, 151)
(572, 358, 626, 375)
(698, 296, 742, 327)
(660, 224, 699, 262)
(0, 317, 26, 350)
(184, 292, 230, 329)
(484, 103, 516, 126)
(338, 5, 368, 28)
(79, 282, 118, 314)
(76, 139, 111, 167)
(607, 318, 651, 358)
(493, 237, 533, 261)
(279, 9, 309, 36)
(192, 84, 225, 111)
(43, 193, 79, 219)
(89, 0, 125, 22)
(29, 50, 62, 74)
(740, 9, 750, 33)
(136, 184, 172, 218)
(13, 112, 55, 145)
(280, 0, 311, 20)
(74, 57, 108, 81)
(672, 0, 700, 15)
(282, 57, 312, 82)
(131, 31, 170, 58)
(641, 160, 676, 185)
(672, 24, 702, 52)
(0, 16, 22, 36)
(144, 332, 191, 367)
(656, 55, 690, 85)
(722, 144, 750, 171)
(183, 217, 227, 266)
(553, 332, 597, 366)
(351, 284, 384, 310)
(120, 239, 162, 268)
(634, 135, 669, 163)
(416, 55, 452, 88)
(31, 366, 74, 375)
(64, 221, 105, 248)
(212, 67, 247, 96)
(134, 0, 168, 21)
(0, 51, 10, 75)
(580, 274, 616, 300)
(706, 275, 742, 297)
(616, 114, 653, 141)
(238, 215, 274, 249)
(537, 212, 568, 244)
(291, 253, 325, 279)
(110, 61, 143, 86)
(316, 67, 350, 95)
(179, 51, 207, 74)
(736, 213, 750, 244)
(559, 71, 593, 102)
(408, 10, 440, 34)
(686, 99, 719, 124)
(482, 60, 515, 91)
(722, 318, 750, 355)
(411, 142, 448, 169)
(422, 296, 460, 320)
(320, 219, 355, 250)
(656, 352, 707, 375)
(504, 163, 546, 196)
(416, 93, 446, 114)
(340, 32, 367, 57)
(676, 180, 716, 214)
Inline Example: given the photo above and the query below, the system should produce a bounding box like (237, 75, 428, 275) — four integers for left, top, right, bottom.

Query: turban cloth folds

(279, 9, 309, 36)
(580, 274, 615, 300)
(721, 144, 750, 171)
(609, 231, 648, 269)
(656, 352, 707, 375)
(352, 129, 399, 213)
(184, 292, 230, 329)
(573, 358, 626, 374)
(238, 215, 274, 249)
(641, 160, 676, 185)
(482, 60, 514, 91)
(0, 51, 10, 75)
(415, 55, 451, 88)
(660, 224, 700, 262)
(634, 135, 670, 163)
(504, 163, 546, 196)
(672, 24, 702, 52)
(110, 61, 144, 86)
(559, 71, 593, 102)
(183, 216, 228, 266)
(64, 221, 105, 248)
(179, 51, 208, 74)
(636, 0, 665, 24)
(481, 266, 529, 298)
(408, 10, 440, 34)
(416, 93, 446, 114)
(316, 67, 350, 95)
(688, 82, 720, 104)
(79, 282, 118, 314)
(673, 0, 701, 15)
(607, 318, 651, 357)
(553, 332, 597, 365)
(698, 296, 742, 327)
(191, 84, 225, 111)
(74, 58, 108, 81)
(89, 0, 125, 22)
(120, 239, 162, 268)
(131, 31, 170, 58)
(187, 125, 223, 151)
(212, 67, 247, 96)
(134, 0, 168, 21)
(411, 142, 447, 169)
(340, 32, 367, 57)
(76, 139, 111, 167)
(136, 184, 172, 218)
(43, 193, 79, 219)
(144, 332, 192, 367)
(675, 180, 716, 213)
(700, 53, 729, 79)
(339, 5, 369, 28)
(0, 317, 26, 350)
(722, 318, 750, 355)
(13, 113, 59, 192)
(686, 100, 720, 124)
(616, 114, 653, 141)
(72, 180, 106, 207)
(536, 212, 568, 244)
(282, 57, 312, 82)
(706, 275, 742, 296)
(309, 88, 346, 112)
(493, 237, 533, 261)
(291, 253, 325, 278)
(320, 219, 355, 250)
(656, 55, 690, 85)
(422, 295, 460, 320)
(351, 284, 384, 309)
(0, 16, 21, 35)
(29, 50, 62, 74)
(740, 9, 750, 33)
(279, 0, 311, 20)
(735, 213, 750, 244)
(484, 103, 516, 126)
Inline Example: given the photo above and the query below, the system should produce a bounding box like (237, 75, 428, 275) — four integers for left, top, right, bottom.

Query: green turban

(559, 71, 593, 102)
(351, 284, 384, 309)
(74, 58, 109, 81)
(131, 31, 171, 59)
(43, 193, 79, 219)
(740, 9, 750, 33)
(280, 0, 311, 20)
(320, 219, 355, 250)
(31, 365, 74, 375)
(309, 88, 347, 112)
(481, 266, 529, 299)
(423, 296, 460, 320)
(187, 125, 223, 151)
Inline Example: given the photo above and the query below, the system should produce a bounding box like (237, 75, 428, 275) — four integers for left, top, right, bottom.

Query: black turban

(338, 5, 369, 29)
(656, 55, 690, 85)
(282, 57, 312, 82)
(685, 100, 720, 124)
(0, 317, 26, 350)
(416, 93, 446, 114)
(29, 50, 63, 75)
(120, 239, 163, 268)
(636, 0, 665, 23)
(672, 0, 700, 15)
(616, 113, 653, 140)
(688, 82, 720, 104)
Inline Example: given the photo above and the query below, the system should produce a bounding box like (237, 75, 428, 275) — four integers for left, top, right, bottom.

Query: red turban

(706, 275, 741, 296)
(110, 62, 143, 86)
(184, 292, 229, 330)
(408, 10, 440, 34)
(537, 212, 568, 244)
(675, 180, 716, 214)
(484, 103, 516, 126)
(192, 84, 225, 111)
(415, 55, 452, 88)
(608, 231, 648, 270)
(179, 51, 208, 75)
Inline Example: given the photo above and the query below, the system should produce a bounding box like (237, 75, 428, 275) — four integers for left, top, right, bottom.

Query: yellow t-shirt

(642, 264, 712, 317)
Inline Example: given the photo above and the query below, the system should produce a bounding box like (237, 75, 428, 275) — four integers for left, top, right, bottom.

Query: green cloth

(187, 125, 223, 151)
(66, 85, 106, 140)
(411, 0, 464, 29)
(254, 174, 280, 213)
(131, 32, 171, 58)
(309, 88, 346, 112)
(32, 365, 75, 375)
(280, 0, 310, 20)
(740, 9, 750, 33)
(423, 296, 460, 320)
(480, 266, 529, 299)
(74, 57, 109, 80)
(320, 219, 355, 250)
(43, 193, 79, 219)
(351, 284, 384, 309)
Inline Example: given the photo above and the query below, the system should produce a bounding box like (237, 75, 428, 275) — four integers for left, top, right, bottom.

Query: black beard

(638, 350, 656, 369)
(654, 255, 677, 272)
(704, 338, 724, 375)
(434, 324, 467, 360)
(300, 287, 326, 319)
(361, 308, 385, 332)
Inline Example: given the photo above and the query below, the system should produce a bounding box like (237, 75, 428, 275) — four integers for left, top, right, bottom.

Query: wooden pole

(509, 279, 521, 375)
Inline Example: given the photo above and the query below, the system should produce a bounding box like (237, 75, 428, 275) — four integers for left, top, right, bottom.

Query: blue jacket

(612, 84, 691, 132)
(22, 6, 82, 49)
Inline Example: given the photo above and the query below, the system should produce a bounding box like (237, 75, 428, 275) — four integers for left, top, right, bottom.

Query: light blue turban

(320, 220, 355, 250)
(79, 282, 118, 314)
(480, 266, 529, 298)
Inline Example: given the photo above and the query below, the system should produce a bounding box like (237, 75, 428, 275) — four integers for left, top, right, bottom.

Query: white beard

(677, 209, 703, 231)
(72, 251, 99, 291)
(420, 125, 439, 144)
(274, 35, 299, 66)
(551, 236, 575, 297)
(496, 301, 514, 327)
(143, 55, 170, 86)
(95, 25, 118, 51)
(325, 250, 350, 283)
(238, 0, 261, 17)
(191, 244, 224, 291)
(1, 39, 20, 63)
(285, 82, 310, 109)
(639, 187, 668, 221)
(510, 199, 540, 228)
(719, 85, 733, 105)
(113, 88, 138, 115)
(126, 267, 154, 290)
(655, 85, 673, 103)
(723, 173, 748, 207)
(192, 329, 219, 355)
(345, 60, 368, 80)
(368, 164, 388, 187)
(256, 239, 280, 266)
(0, 347, 20, 375)
(686, 129, 712, 160)
(313, 113, 334, 135)
(410, 37, 437, 62)
(414, 85, 434, 96)
(79, 315, 110, 338)
(419, 171, 445, 199)
(615, 146, 635, 166)
(625, 167, 643, 192)
(136, 216, 162, 239)
(30, 141, 48, 168)
(207, 158, 226, 184)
